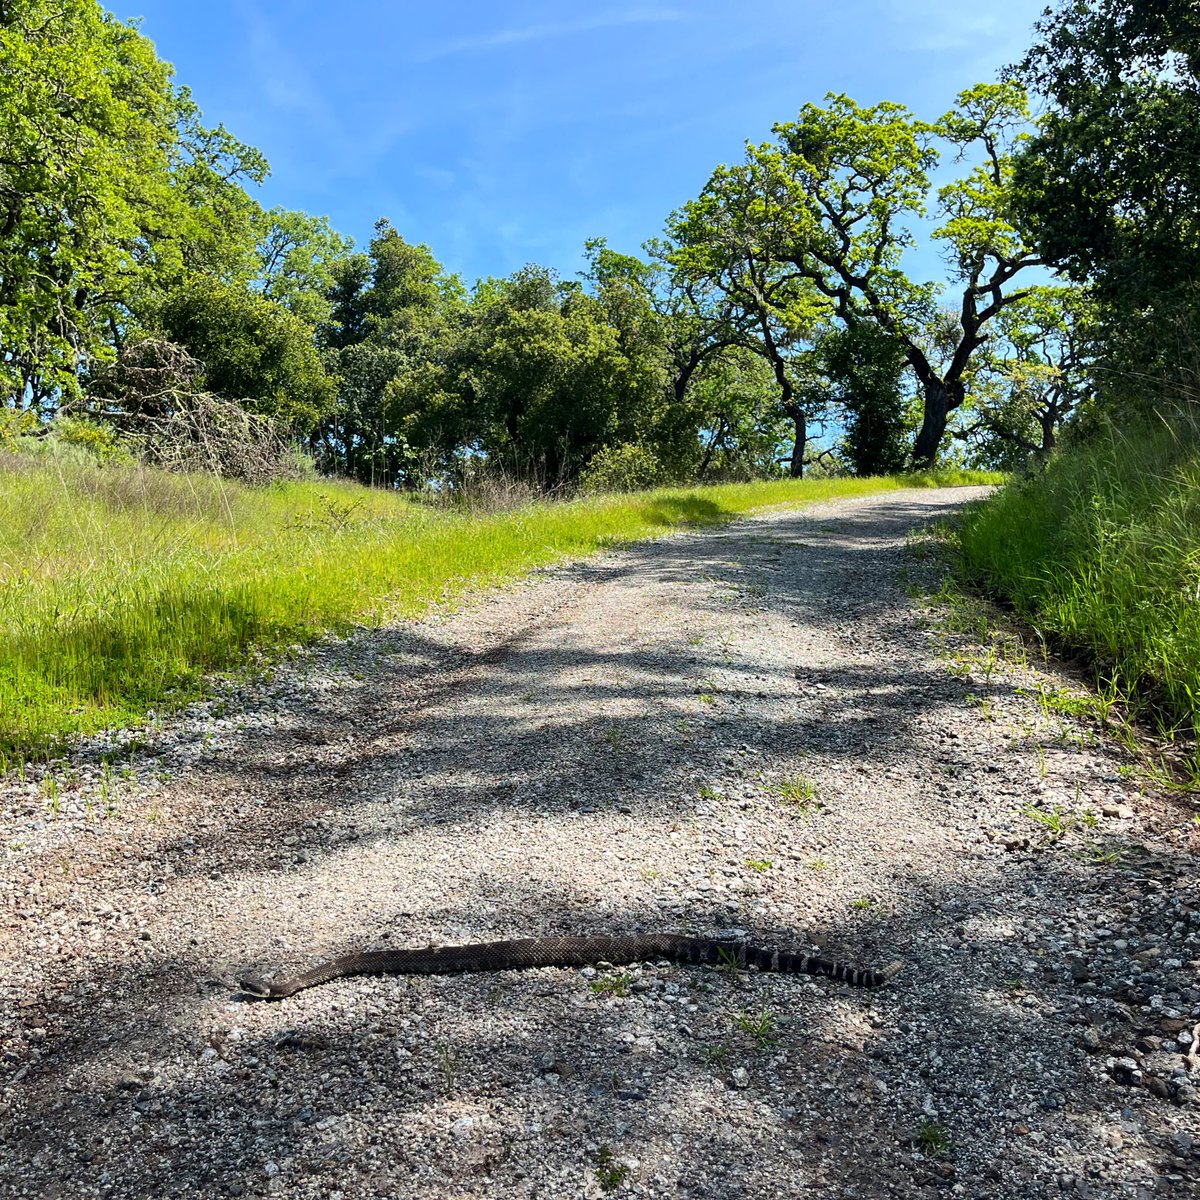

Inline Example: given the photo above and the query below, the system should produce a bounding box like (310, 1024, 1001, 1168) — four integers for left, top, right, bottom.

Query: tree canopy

(10, 0, 1163, 488)
(1011, 0, 1200, 417)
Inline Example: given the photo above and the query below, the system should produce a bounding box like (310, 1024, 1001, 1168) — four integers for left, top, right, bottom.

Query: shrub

(579, 444, 664, 494)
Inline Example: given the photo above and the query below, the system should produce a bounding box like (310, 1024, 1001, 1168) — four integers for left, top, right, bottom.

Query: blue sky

(125, 0, 1049, 288)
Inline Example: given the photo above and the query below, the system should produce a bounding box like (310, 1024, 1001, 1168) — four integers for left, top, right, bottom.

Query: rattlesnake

(239, 933, 902, 1000)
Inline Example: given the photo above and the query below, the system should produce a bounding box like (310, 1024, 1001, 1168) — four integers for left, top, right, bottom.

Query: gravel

(1, 486, 1197, 1199)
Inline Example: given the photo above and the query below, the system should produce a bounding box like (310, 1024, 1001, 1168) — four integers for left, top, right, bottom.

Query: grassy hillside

(0, 458, 996, 760)
(958, 417, 1200, 764)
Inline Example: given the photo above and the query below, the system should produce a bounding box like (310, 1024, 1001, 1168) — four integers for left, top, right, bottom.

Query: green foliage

(666, 157, 828, 476)
(328, 341, 414, 484)
(0, 0, 269, 409)
(256, 207, 355, 327)
(1012, 0, 1200, 420)
(1014, 0, 1200, 297)
(727, 85, 1044, 468)
(154, 279, 334, 433)
(0, 1, 177, 404)
(316, 221, 470, 485)
(958, 416, 1200, 747)
(579, 444, 665, 494)
(387, 263, 667, 488)
(820, 322, 911, 474)
(958, 286, 1091, 468)
(686, 350, 792, 480)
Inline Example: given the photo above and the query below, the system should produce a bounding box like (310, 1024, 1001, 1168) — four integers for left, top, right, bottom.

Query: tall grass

(957, 416, 1200, 745)
(0, 458, 996, 758)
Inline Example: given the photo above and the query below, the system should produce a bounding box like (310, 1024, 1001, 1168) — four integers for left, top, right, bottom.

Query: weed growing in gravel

(915, 1119, 955, 1160)
(98, 734, 148, 764)
(97, 763, 120, 816)
(732, 1008, 778, 1050)
(434, 1042, 459, 1094)
(709, 946, 743, 974)
(1077, 841, 1124, 867)
(589, 974, 632, 998)
(696, 691, 717, 706)
(772, 775, 823, 814)
(697, 785, 721, 803)
(1025, 684, 1093, 722)
(806, 857, 830, 871)
(850, 897, 875, 911)
(743, 858, 772, 872)
(601, 726, 624, 752)
(704, 1042, 731, 1068)
(40, 773, 61, 817)
(1021, 802, 1095, 844)
(595, 1146, 629, 1192)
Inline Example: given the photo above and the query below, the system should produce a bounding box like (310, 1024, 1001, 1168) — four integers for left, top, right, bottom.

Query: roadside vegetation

(953, 1, 1200, 776)
(0, 458, 994, 760)
(958, 417, 1200, 764)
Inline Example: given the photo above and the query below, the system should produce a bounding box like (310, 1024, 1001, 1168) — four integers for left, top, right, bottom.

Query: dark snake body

(240, 934, 902, 1000)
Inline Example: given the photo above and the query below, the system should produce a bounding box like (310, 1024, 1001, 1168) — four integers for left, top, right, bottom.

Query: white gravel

(1, 486, 1197, 1199)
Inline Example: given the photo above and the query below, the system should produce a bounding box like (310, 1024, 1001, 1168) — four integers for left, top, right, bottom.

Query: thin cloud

(416, 8, 690, 60)
(233, 0, 337, 130)
(884, 0, 1002, 52)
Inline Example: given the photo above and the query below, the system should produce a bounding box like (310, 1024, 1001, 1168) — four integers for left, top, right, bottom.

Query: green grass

(957, 417, 1200, 762)
(0, 456, 996, 758)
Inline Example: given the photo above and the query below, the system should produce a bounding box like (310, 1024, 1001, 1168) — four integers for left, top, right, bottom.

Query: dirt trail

(1, 487, 1196, 1199)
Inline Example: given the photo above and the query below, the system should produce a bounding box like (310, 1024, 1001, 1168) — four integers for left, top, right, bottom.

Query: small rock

(451, 1116, 476, 1139)
(728, 1067, 749, 1089)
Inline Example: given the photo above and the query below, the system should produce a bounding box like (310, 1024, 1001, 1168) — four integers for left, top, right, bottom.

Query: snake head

(238, 976, 276, 1000)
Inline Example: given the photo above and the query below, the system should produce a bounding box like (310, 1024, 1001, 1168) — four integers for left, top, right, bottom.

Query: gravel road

(1, 486, 1197, 1199)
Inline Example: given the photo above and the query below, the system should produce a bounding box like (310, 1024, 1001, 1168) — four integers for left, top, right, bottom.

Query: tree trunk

(788, 408, 806, 478)
(673, 355, 700, 406)
(911, 378, 953, 470)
